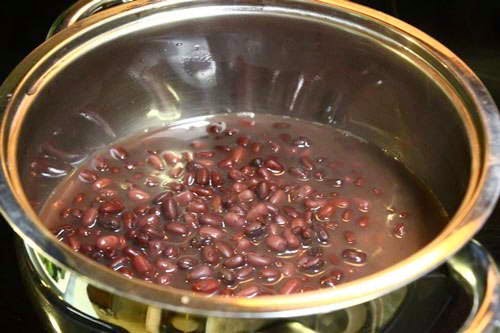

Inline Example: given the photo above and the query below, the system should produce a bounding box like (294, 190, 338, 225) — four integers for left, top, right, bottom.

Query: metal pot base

(18, 239, 500, 333)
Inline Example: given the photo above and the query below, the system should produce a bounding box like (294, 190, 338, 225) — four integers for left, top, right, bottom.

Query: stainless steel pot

(1, 0, 500, 328)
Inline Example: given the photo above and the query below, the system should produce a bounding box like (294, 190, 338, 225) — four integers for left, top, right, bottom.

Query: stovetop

(1, 0, 499, 331)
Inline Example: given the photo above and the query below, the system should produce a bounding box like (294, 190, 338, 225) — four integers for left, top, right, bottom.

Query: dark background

(1, 0, 499, 331)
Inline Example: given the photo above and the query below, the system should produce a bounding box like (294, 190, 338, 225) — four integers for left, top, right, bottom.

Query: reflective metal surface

(21, 240, 500, 332)
(1, 0, 500, 318)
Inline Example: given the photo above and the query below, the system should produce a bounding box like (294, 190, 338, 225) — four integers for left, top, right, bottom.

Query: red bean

(147, 155, 164, 170)
(320, 271, 344, 288)
(341, 209, 353, 222)
(268, 189, 287, 205)
(133, 255, 154, 276)
(279, 262, 296, 277)
(304, 198, 325, 210)
(165, 222, 188, 235)
(273, 122, 290, 129)
(110, 256, 130, 270)
(260, 268, 281, 283)
(187, 265, 213, 281)
(201, 246, 219, 264)
(177, 257, 198, 270)
(214, 241, 233, 258)
(289, 167, 308, 180)
(246, 203, 268, 222)
(342, 249, 367, 265)
(67, 237, 81, 251)
(219, 269, 236, 285)
(236, 136, 249, 147)
(267, 223, 280, 235)
(156, 274, 172, 285)
(300, 156, 315, 170)
(239, 118, 255, 127)
(92, 178, 112, 191)
(235, 267, 254, 281)
(244, 221, 266, 239)
(241, 166, 256, 177)
(190, 140, 206, 149)
(94, 157, 110, 172)
(228, 169, 245, 181)
(393, 223, 406, 239)
(99, 189, 118, 199)
(297, 256, 325, 273)
(279, 133, 291, 143)
(128, 188, 151, 202)
(256, 181, 269, 200)
(199, 213, 223, 226)
(280, 278, 302, 294)
(266, 235, 287, 252)
(283, 206, 300, 218)
(316, 204, 335, 221)
(163, 151, 180, 166)
(264, 159, 284, 174)
(192, 278, 220, 294)
(190, 186, 213, 197)
(96, 235, 119, 251)
(210, 196, 222, 213)
(274, 214, 288, 225)
(162, 198, 178, 220)
(313, 171, 326, 181)
(123, 247, 142, 258)
(236, 285, 260, 297)
(223, 128, 239, 136)
(71, 208, 83, 220)
(246, 252, 272, 267)
(358, 199, 370, 212)
(224, 255, 245, 268)
(109, 146, 128, 160)
(357, 216, 369, 228)
(172, 191, 191, 206)
(199, 226, 224, 239)
(217, 158, 233, 169)
(231, 182, 247, 193)
(164, 246, 180, 259)
(290, 218, 306, 233)
(250, 142, 262, 154)
(195, 168, 209, 185)
(236, 238, 252, 252)
(317, 227, 330, 244)
(195, 151, 215, 158)
(256, 167, 272, 180)
(215, 144, 231, 152)
(238, 189, 255, 202)
(344, 231, 356, 244)
(79, 169, 98, 183)
(99, 199, 125, 214)
(291, 185, 313, 201)
(334, 198, 350, 209)
(292, 136, 311, 148)
(230, 146, 245, 164)
(224, 212, 245, 228)
(283, 229, 301, 250)
(210, 171, 224, 187)
(137, 214, 160, 228)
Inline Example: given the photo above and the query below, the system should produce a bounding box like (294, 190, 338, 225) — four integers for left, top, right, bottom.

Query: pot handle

(47, 0, 133, 37)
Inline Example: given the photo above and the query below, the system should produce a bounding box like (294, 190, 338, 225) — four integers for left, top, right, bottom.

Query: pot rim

(1, 0, 499, 318)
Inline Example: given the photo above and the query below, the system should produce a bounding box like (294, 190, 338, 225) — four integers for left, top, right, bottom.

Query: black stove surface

(1, 1, 499, 331)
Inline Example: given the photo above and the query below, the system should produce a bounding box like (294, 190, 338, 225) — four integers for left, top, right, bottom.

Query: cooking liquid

(43, 114, 447, 296)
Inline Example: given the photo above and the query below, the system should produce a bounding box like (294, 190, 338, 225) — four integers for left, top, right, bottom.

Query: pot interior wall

(15, 10, 471, 222)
